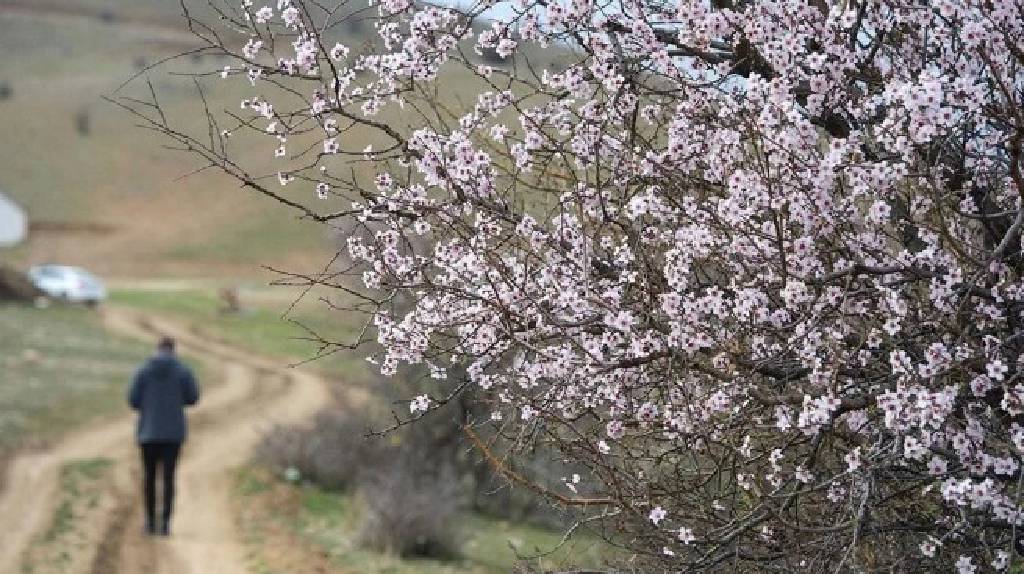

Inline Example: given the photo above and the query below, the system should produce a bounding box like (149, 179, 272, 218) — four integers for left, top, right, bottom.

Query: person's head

(157, 336, 176, 354)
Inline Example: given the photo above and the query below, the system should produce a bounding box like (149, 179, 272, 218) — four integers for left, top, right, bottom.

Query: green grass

(0, 302, 211, 458)
(45, 459, 113, 542)
(108, 288, 375, 382)
(234, 467, 616, 574)
(108, 288, 336, 359)
(162, 209, 329, 264)
(43, 500, 74, 545)
(0, 304, 151, 452)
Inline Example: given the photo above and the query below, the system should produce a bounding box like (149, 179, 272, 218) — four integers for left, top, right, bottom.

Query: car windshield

(33, 266, 66, 279)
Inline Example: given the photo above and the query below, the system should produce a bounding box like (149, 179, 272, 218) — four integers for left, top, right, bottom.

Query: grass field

(107, 288, 374, 383)
(0, 304, 151, 453)
(0, 285, 372, 451)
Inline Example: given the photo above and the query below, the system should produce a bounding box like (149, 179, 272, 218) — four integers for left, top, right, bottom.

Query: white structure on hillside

(0, 192, 27, 247)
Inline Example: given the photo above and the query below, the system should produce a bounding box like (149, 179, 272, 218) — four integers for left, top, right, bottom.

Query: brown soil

(0, 307, 333, 573)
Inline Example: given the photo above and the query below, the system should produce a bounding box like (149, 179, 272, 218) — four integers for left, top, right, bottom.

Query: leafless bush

(255, 410, 378, 489)
(357, 454, 463, 558)
(254, 423, 305, 469)
(256, 406, 465, 557)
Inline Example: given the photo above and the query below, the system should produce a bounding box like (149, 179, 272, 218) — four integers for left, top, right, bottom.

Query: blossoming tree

(122, 0, 1024, 569)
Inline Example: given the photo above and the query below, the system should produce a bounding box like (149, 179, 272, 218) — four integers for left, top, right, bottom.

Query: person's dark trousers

(141, 442, 181, 535)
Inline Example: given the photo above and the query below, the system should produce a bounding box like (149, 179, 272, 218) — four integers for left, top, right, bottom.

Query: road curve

(0, 306, 333, 574)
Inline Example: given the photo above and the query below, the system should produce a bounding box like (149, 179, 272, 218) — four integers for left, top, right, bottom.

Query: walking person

(128, 336, 199, 536)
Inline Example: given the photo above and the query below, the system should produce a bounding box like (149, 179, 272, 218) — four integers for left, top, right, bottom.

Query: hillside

(0, 0, 334, 279)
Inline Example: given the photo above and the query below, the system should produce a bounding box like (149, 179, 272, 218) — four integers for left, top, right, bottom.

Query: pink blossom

(254, 6, 273, 23)
(649, 506, 667, 525)
(151, 0, 1024, 567)
(956, 556, 976, 574)
(409, 394, 430, 413)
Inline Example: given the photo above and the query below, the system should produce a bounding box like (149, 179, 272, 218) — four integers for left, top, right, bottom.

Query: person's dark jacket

(128, 353, 199, 444)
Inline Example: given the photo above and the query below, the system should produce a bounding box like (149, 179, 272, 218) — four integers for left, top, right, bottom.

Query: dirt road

(0, 307, 333, 574)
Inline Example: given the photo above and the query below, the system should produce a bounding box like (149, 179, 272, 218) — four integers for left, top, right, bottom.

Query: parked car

(28, 265, 107, 306)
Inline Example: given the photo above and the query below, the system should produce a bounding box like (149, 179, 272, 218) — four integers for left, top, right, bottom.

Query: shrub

(470, 451, 583, 529)
(356, 453, 463, 558)
(256, 404, 468, 558)
(255, 410, 377, 489)
(304, 411, 380, 488)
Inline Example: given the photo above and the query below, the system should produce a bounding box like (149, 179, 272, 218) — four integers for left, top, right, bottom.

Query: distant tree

(98, 9, 117, 24)
(74, 109, 90, 137)
(120, 0, 1024, 570)
(0, 81, 10, 101)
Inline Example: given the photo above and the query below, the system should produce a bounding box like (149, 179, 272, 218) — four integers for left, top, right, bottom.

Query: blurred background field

(108, 287, 362, 369)
(0, 0, 334, 278)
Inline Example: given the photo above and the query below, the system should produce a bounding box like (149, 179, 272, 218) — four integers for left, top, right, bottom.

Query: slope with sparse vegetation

(0, 0, 334, 277)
